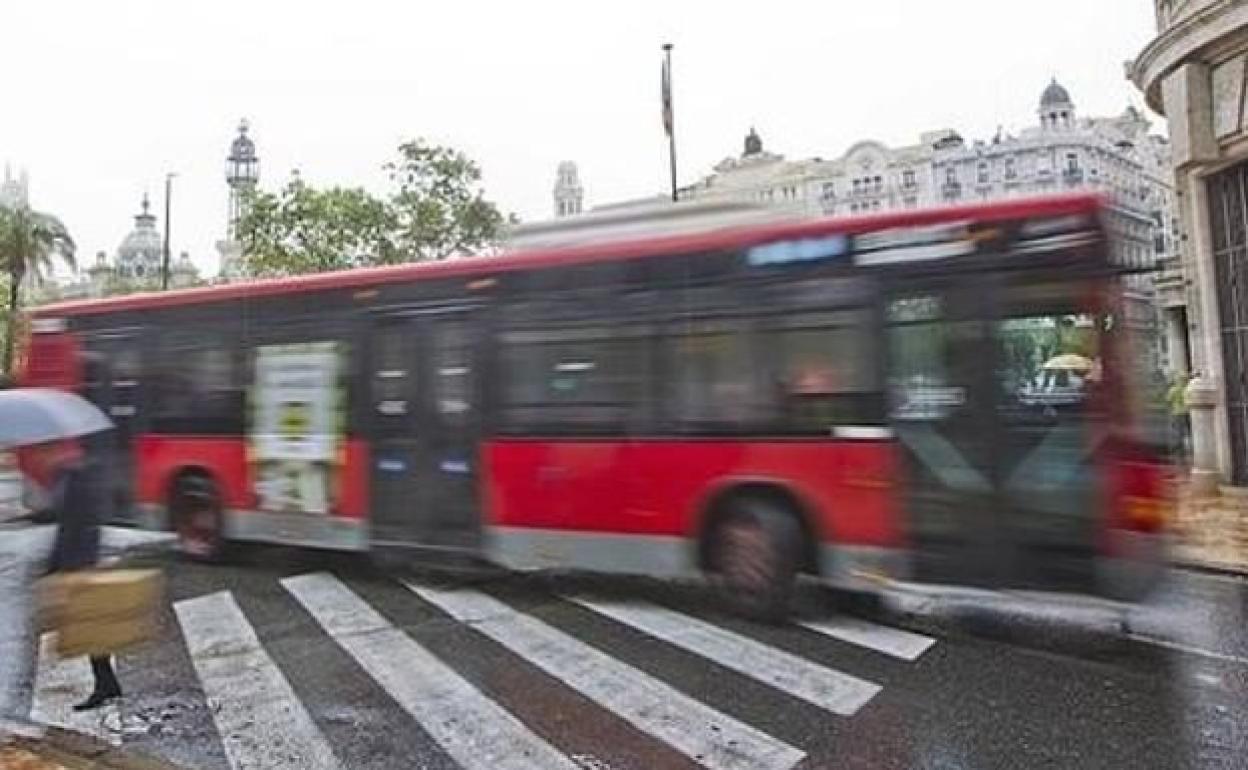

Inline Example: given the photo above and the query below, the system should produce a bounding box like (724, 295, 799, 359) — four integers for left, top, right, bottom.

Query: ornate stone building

(1130, 0, 1248, 487)
(85, 194, 199, 295)
(674, 82, 1175, 288)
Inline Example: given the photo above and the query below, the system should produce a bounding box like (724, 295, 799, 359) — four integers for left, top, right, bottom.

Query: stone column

(1187, 375, 1222, 495)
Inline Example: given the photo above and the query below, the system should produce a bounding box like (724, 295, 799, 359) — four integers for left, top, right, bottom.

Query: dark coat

(44, 458, 108, 574)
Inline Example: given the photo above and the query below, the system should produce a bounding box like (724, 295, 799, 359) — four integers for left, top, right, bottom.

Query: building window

(871, 200, 882, 211)
(1066, 153, 1079, 172)
(1004, 158, 1016, 180)
(821, 182, 834, 199)
(902, 170, 916, 188)
(852, 179, 861, 195)
(904, 196, 918, 209)
(945, 167, 957, 185)
(977, 163, 989, 184)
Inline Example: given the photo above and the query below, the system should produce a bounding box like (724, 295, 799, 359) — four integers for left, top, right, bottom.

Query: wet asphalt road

(6, 535, 1248, 770)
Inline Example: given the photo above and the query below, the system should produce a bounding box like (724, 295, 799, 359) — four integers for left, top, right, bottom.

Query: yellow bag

(38, 569, 163, 658)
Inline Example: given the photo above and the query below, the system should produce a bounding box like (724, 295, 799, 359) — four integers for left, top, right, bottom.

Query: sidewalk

(1, 724, 185, 770)
(1172, 485, 1248, 575)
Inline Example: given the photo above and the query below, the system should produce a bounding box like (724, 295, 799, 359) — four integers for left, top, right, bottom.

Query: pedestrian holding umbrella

(1, 388, 124, 711)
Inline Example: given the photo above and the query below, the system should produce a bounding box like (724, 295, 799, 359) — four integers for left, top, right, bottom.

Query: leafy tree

(0, 204, 75, 373)
(237, 139, 510, 277)
(238, 176, 397, 278)
(385, 140, 507, 262)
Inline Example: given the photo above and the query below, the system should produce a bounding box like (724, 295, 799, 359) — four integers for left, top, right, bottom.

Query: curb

(1172, 559, 1248, 580)
(2, 726, 186, 770)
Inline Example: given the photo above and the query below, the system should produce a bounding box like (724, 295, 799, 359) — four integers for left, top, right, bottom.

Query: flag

(661, 52, 673, 137)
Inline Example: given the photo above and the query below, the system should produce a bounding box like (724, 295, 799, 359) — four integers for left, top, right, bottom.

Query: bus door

(888, 278, 1104, 592)
(80, 330, 144, 519)
(991, 281, 1102, 593)
(369, 309, 482, 551)
(886, 282, 1004, 587)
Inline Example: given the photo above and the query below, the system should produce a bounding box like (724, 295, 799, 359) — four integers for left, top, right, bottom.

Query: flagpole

(663, 43, 678, 202)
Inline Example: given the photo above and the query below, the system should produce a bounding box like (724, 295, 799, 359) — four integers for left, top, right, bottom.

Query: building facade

(675, 83, 1175, 287)
(1130, 0, 1248, 487)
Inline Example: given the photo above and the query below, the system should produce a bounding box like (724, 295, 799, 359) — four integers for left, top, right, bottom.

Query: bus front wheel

(707, 497, 801, 623)
(170, 475, 225, 563)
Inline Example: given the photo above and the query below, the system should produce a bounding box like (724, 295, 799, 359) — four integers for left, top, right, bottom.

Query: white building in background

(679, 81, 1176, 274)
(554, 161, 584, 218)
(0, 164, 29, 209)
(37, 194, 200, 302)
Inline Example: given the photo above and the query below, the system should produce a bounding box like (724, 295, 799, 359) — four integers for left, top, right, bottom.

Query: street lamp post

(161, 172, 176, 290)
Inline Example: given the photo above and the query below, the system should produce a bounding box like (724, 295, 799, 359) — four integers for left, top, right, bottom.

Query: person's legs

(73, 656, 121, 711)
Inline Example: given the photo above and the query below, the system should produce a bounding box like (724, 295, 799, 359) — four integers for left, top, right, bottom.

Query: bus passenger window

(666, 318, 768, 429)
(499, 325, 647, 432)
(765, 309, 881, 431)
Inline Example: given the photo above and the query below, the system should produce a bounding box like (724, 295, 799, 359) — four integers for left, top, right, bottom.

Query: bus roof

(34, 192, 1105, 319)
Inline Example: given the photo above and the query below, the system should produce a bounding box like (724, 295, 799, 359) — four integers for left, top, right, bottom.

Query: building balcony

(1153, 255, 1188, 309)
(941, 181, 962, 197)
(1063, 168, 1085, 183)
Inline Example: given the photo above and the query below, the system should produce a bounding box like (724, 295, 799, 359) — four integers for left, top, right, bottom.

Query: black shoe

(73, 690, 121, 712)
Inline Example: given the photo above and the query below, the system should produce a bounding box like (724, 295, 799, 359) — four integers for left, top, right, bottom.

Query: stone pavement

(1, 725, 185, 769)
(1173, 485, 1248, 575)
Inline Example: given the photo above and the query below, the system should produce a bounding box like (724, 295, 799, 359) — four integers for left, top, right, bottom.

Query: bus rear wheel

(171, 476, 225, 563)
(707, 497, 801, 623)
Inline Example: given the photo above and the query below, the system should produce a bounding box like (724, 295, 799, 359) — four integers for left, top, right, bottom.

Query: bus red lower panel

(482, 439, 902, 547)
(134, 435, 369, 518)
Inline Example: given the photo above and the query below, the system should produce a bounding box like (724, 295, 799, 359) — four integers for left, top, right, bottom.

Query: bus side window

(664, 316, 770, 430)
(763, 309, 883, 432)
(152, 337, 243, 434)
(499, 322, 648, 434)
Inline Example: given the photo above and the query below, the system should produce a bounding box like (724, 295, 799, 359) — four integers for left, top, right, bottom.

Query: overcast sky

(0, 0, 1159, 277)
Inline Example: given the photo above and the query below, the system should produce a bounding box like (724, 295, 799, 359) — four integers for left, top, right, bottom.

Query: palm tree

(0, 203, 75, 373)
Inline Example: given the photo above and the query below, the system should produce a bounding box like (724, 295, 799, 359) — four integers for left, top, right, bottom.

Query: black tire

(706, 496, 802, 623)
(170, 475, 226, 563)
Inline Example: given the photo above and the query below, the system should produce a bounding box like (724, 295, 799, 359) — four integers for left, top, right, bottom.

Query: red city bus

(22, 193, 1171, 617)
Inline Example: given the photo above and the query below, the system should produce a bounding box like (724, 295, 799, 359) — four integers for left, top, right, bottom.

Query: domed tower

(1039, 78, 1076, 131)
(553, 161, 584, 218)
(225, 119, 260, 239)
(116, 194, 164, 285)
(218, 119, 260, 280)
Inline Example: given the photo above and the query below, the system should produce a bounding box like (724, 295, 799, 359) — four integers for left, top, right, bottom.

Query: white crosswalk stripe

(569, 597, 881, 715)
(281, 572, 580, 770)
(31, 633, 121, 746)
(174, 591, 343, 770)
(407, 581, 806, 770)
(798, 616, 936, 661)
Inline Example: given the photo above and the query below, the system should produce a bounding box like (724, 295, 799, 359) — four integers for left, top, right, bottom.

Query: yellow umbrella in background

(1043, 353, 1094, 372)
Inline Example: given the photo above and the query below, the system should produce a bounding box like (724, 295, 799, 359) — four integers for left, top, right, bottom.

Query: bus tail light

(1109, 457, 1174, 536)
(1118, 494, 1170, 534)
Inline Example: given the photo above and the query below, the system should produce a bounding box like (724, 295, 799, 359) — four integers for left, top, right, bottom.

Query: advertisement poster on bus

(249, 342, 345, 514)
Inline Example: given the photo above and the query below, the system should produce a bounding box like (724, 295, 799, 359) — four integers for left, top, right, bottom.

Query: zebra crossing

(33, 572, 938, 769)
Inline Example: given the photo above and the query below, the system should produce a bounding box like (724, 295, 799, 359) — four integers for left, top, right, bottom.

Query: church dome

(1040, 78, 1072, 108)
(116, 194, 162, 278)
